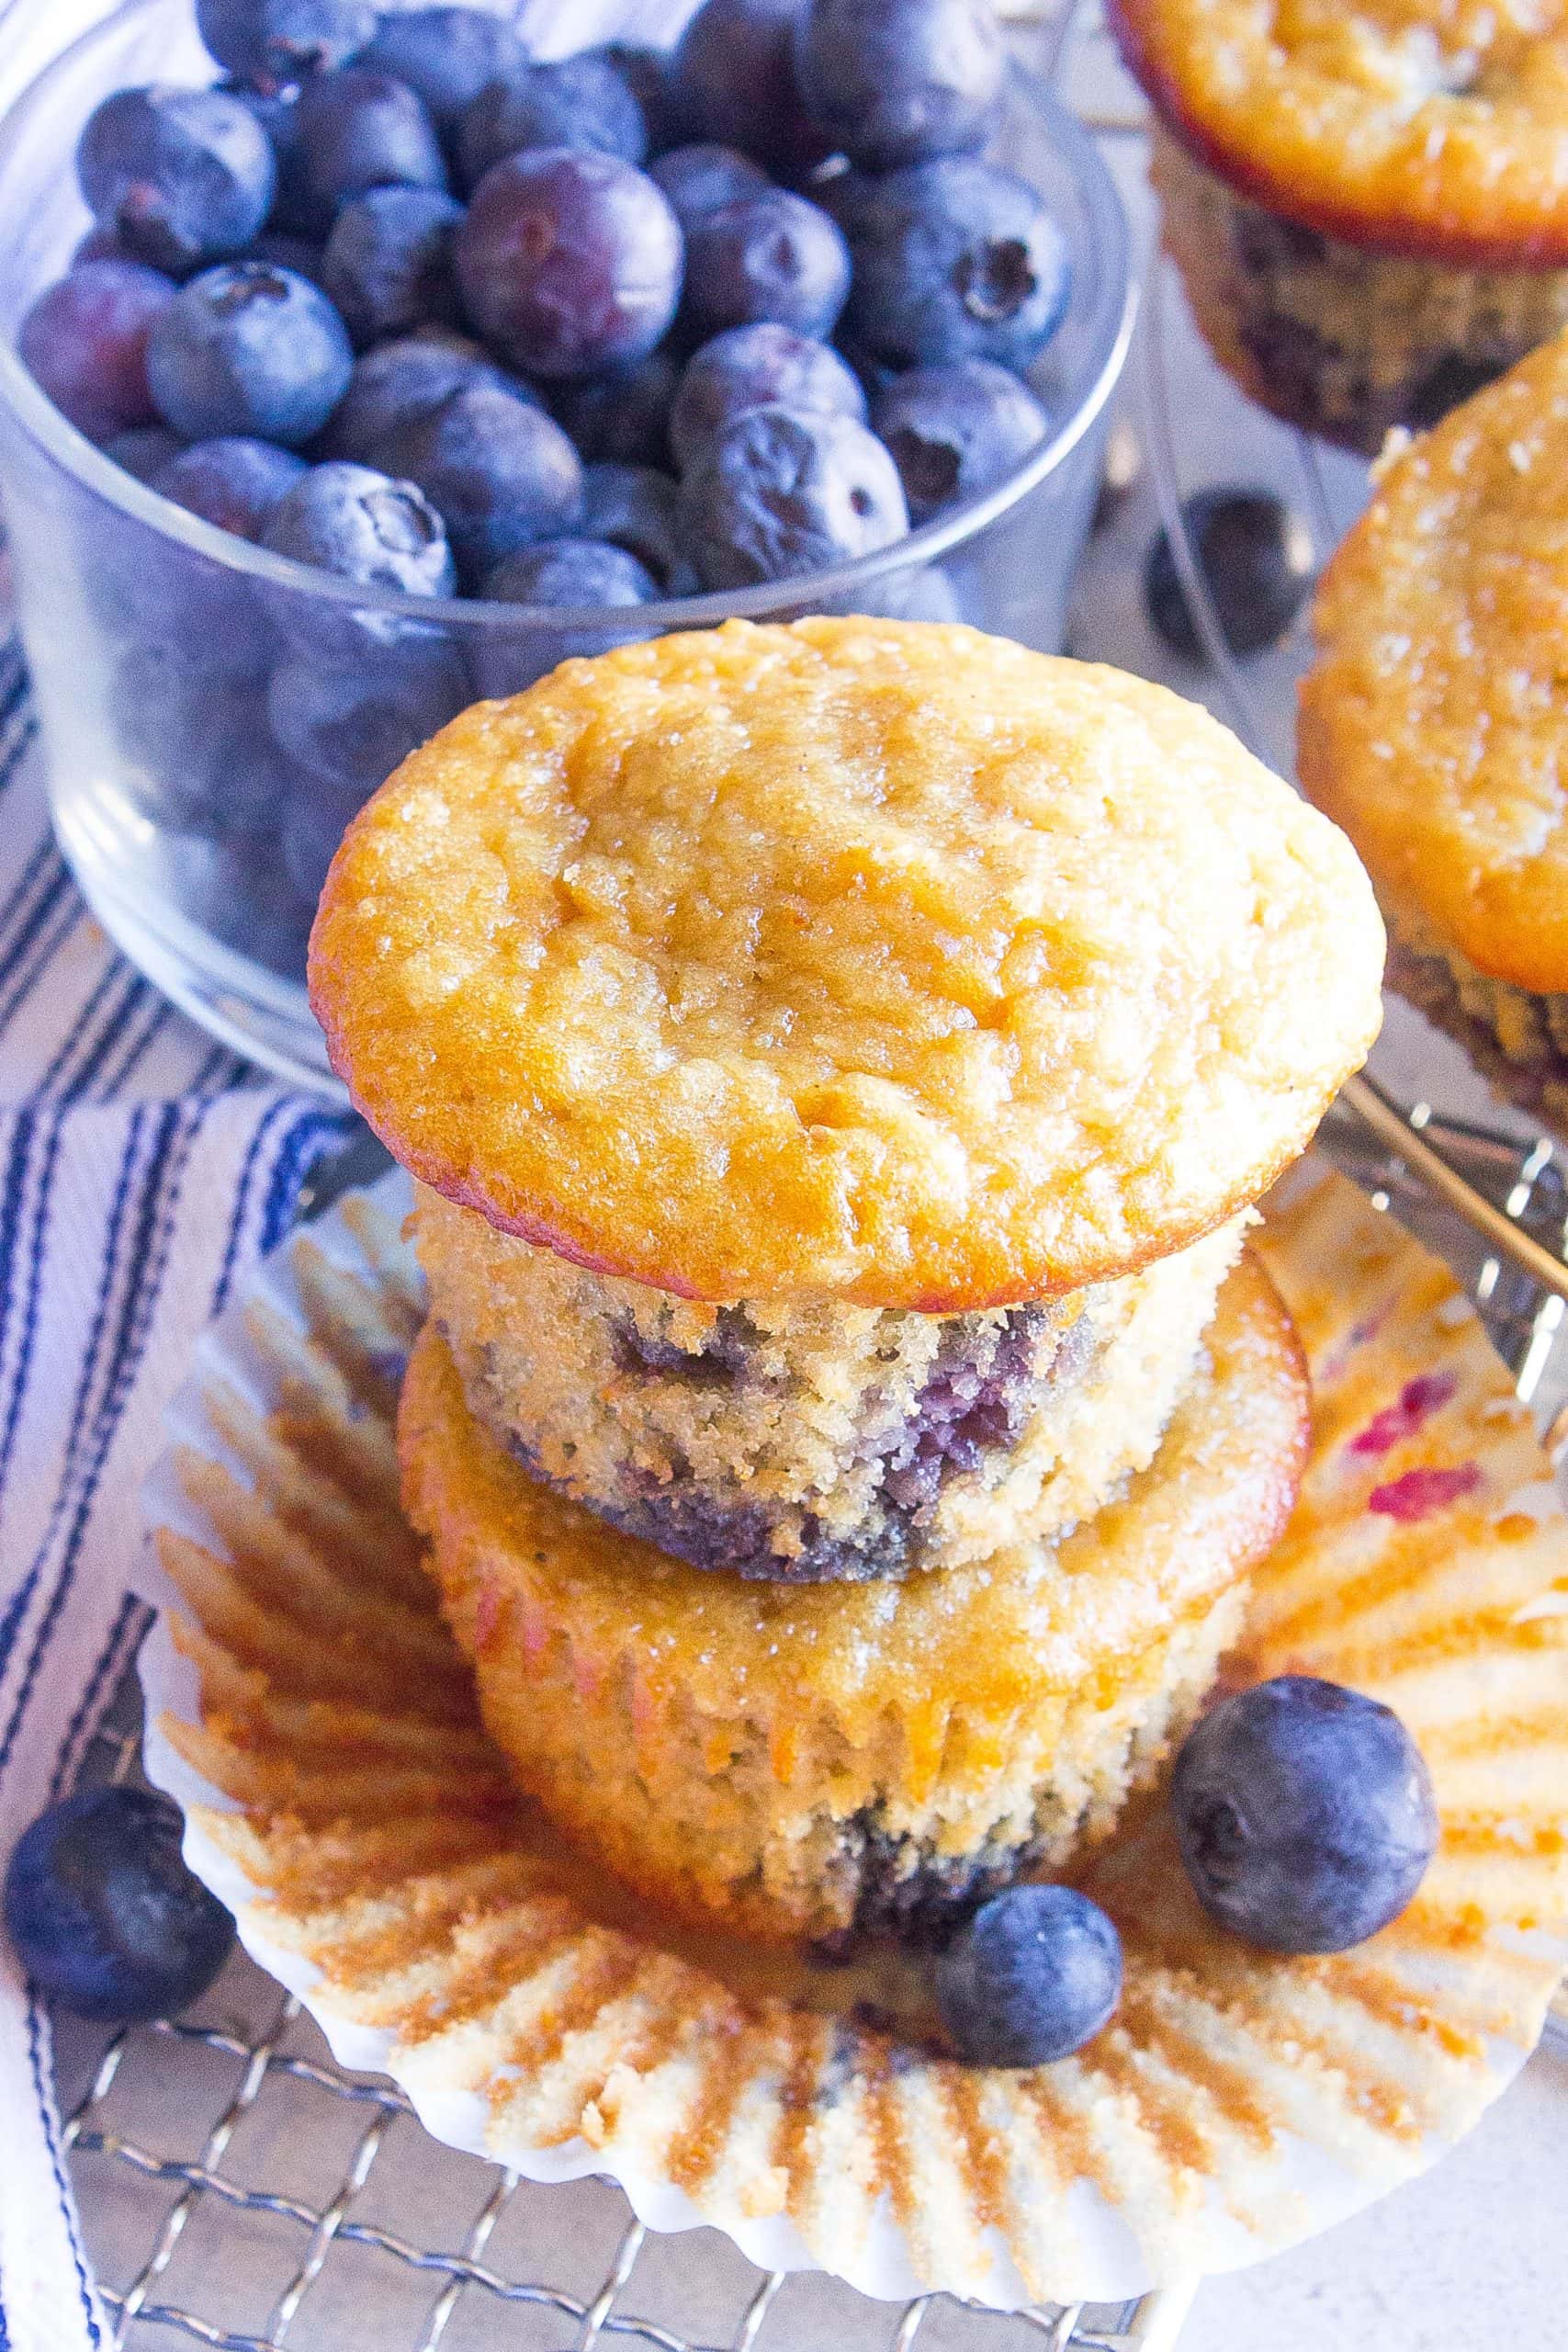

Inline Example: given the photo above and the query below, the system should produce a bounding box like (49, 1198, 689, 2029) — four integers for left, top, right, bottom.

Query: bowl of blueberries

(0, 0, 1134, 1088)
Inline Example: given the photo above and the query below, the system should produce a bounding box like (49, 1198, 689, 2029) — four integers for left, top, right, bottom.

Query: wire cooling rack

(51, 1676, 1185, 2352)
(38, 6, 1568, 2349)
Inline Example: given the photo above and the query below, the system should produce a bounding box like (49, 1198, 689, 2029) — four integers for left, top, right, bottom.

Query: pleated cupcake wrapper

(136, 1165, 1568, 2309)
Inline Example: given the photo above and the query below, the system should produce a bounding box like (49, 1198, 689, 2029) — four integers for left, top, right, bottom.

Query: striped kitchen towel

(0, 625, 352, 2352)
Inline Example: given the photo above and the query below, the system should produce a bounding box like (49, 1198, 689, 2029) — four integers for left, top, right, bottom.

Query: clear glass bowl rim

(0, 0, 1136, 636)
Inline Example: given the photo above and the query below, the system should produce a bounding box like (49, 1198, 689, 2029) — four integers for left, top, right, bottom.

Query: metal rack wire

(54, 1673, 1180, 2352)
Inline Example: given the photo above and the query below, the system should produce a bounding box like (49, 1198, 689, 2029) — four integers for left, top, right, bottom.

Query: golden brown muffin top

(1111, 1, 1568, 265)
(1301, 331, 1568, 995)
(310, 617, 1382, 1307)
(399, 1251, 1309, 1755)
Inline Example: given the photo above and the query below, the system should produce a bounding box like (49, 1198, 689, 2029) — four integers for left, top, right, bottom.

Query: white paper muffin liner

(136, 1163, 1568, 2309)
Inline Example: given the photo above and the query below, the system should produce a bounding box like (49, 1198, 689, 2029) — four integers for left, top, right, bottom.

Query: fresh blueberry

(282, 710, 425, 893)
(17, 260, 175, 441)
(457, 55, 648, 190)
(276, 782, 342, 899)
(146, 261, 354, 444)
(648, 141, 770, 229)
(186, 830, 315, 971)
(480, 535, 657, 605)
(871, 357, 1048, 519)
(670, 321, 864, 468)
(1144, 489, 1316, 662)
(472, 537, 657, 695)
(936, 1884, 1122, 2067)
(351, 6, 527, 140)
(85, 474, 276, 674)
(809, 159, 877, 237)
(598, 43, 692, 155)
(152, 435, 309, 537)
(220, 74, 298, 150)
(370, 379, 582, 582)
(551, 346, 679, 467)
(836, 335, 904, 405)
(244, 227, 330, 287)
(795, 0, 1003, 170)
(455, 150, 682, 379)
(675, 0, 826, 172)
(843, 155, 1071, 370)
(682, 187, 850, 341)
(73, 220, 138, 266)
(321, 185, 464, 347)
(262, 457, 457, 596)
(76, 85, 276, 277)
(289, 67, 447, 235)
(223, 78, 315, 232)
(4, 1787, 234, 2025)
(282, 768, 374, 902)
(118, 644, 285, 831)
(218, 772, 295, 854)
(677, 402, 908, 587)
(102, 422, 184, 481)
(1172, 1677, 1438, 1954)
(267, 630, 466, 793)
(578, 463, 682, 585)
(129, 706, 291, 837)
(318, 326, 536, 459)
(196, 0, 378, 91)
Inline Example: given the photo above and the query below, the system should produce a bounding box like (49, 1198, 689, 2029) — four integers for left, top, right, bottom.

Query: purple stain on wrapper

(1350, 1373, 1458, 1458)
(1367, 1462, 1483, 1521)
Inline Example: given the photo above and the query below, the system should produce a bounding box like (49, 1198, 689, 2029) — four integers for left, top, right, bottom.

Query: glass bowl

(0, 0, 1134, 1091)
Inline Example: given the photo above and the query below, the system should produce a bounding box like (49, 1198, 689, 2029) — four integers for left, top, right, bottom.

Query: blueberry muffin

(1300, 332, 1568, 1127)
(400, 1251, 1311, 1944)
(1111, 2, 1568, 453)
(413, 1186, 1246, 1577)
(311, 617, 1382, 1580)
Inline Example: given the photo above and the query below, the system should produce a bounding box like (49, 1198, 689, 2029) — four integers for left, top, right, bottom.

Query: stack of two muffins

(309, 616, 1384, 1951)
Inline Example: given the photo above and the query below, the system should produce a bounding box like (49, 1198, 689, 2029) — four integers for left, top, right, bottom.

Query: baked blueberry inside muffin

(416, 1185, 1247, 1578)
